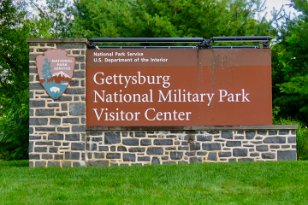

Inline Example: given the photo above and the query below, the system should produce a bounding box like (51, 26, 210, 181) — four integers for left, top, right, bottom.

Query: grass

(0, 161, 307, 205)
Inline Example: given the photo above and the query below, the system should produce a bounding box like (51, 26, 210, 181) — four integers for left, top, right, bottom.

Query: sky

(265, 0, 292, 10)
(263, 0, 299, 19)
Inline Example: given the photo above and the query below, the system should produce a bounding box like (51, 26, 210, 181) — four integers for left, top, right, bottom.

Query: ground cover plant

(0, 161, 307, 205)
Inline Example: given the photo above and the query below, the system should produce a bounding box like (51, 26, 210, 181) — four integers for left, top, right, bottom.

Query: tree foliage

(0, 0, 29, 159)
(0, 0, 75, 159)
(272, 0, 308, 125)
(28, 0, 74, 37)
(72, 0, 274, 38)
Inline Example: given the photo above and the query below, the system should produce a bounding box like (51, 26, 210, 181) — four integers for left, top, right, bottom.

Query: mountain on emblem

(36, 49, 75, 99)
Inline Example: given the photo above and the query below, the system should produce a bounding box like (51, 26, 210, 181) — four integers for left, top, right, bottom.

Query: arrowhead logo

(36, 49, 75, 99)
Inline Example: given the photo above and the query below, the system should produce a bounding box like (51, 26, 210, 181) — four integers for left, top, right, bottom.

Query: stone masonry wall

(29, 39, 297, 167)
(29, 39, 87, 167)
(86, 128, 297, 166)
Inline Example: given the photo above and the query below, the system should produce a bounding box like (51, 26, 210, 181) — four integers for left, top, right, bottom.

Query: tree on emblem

(42, 58, 52, 83)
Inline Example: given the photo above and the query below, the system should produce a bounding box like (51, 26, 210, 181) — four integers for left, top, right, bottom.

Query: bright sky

(263, 0, 299, 19)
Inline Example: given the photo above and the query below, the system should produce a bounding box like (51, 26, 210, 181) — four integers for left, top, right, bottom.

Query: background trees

(272, 0, 308, 124)
(28, 0, 74, 38)
(72, 0, 274, 38)
(0, 0, 307, 159)
(0, 0, 29, 159)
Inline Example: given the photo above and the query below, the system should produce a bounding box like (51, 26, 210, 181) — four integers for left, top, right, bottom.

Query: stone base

(84, 126, 297, 166)
(29, 126, 297, 167)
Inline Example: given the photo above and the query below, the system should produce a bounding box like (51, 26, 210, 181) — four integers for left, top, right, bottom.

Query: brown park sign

(86, 48, 272, 127)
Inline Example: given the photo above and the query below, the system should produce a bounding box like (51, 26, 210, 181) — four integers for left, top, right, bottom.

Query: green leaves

(73, 0, 274, 38)
(278, 74, 308, 115)
(272, 0, 308, 125)
(29, 0, 74, 38)
(0, 0, 29, 160)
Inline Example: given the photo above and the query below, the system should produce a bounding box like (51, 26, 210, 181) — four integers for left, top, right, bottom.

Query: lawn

(0, 161, 307, 205)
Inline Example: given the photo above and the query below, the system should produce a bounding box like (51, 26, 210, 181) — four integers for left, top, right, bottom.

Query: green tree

(42, 58, 52, 82)
(0, 0, 29, 159)
(28, 0, 74, 37)
(272, 0, 308, 125)
(72, 0, 274, 38)
(0, 0, 74, 159)
(72, 0, 145, 37)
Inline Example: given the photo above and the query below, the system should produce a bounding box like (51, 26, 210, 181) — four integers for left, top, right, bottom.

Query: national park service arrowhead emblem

(36, 49, 75, 99)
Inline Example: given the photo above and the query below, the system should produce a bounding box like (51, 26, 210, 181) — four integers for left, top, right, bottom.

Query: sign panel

(86, 49, 272, 127)
(36, 49, 75, 99)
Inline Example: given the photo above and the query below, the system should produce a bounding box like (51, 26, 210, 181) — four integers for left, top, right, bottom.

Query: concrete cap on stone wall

(27, 38, 88, 43)
(87, 125, 298, 131)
